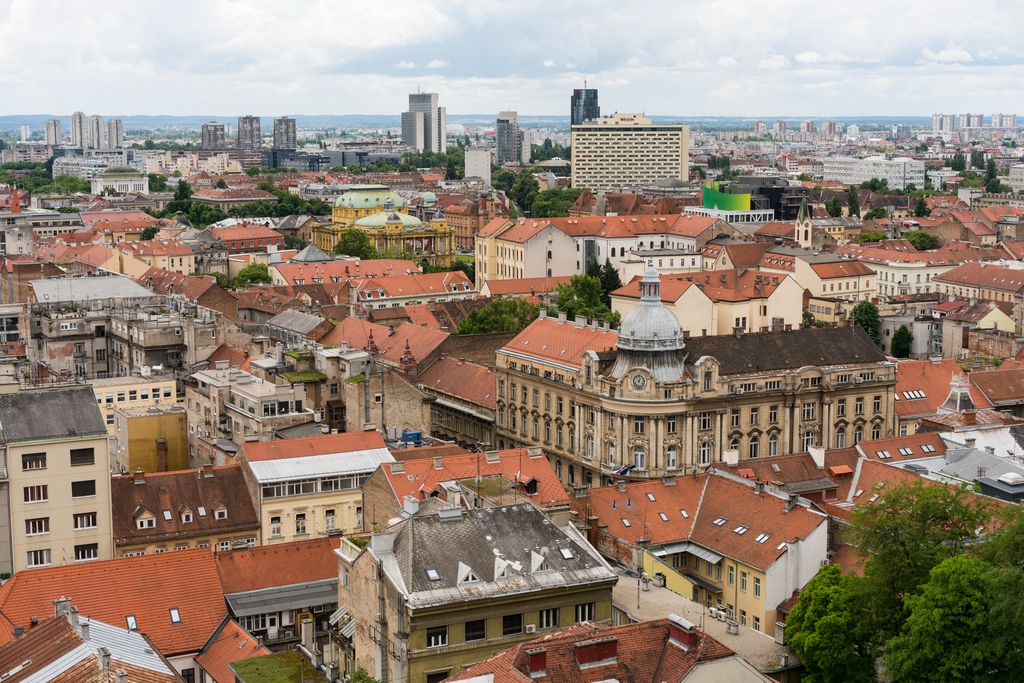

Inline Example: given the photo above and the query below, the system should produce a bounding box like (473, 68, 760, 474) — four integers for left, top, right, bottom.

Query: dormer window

(215, 507, 227, 520)
(137, 517, 155, 530)
(181, 511, 193, 524)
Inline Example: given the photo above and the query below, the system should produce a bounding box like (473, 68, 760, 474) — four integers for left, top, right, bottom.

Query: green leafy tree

(986, 158, 998, 182)
(598, 259, 623, 307)
(246, 166, 261, 176)
(455, 297, 540, 335)
(555, 274, 621, 327)
(511, 169, 540, 214)
(350, 669, 381, 683)
(825, 196, 844, 217)
(531, 187, 583, 217)
(903, 230, 938, 250)
(173, 179, 192, 201)
(971, 150, 986, 170)
(858, 230, 886, 243)
(786, 566, 876, 683)
(891, 324, 913, 358)
(884, 556, 1003, 683)
(140, 226, 159, 241)
(232, 263, 272, 287)
(492, 168, 517, 193)
(850, 300, 880, 339)
(192, 271, 231, 289)
(912, 197, 931, 218)
(950, 152, 966, 172)
(333, 229, 379, 259)
(847, 187, 861, 217)
(985, 177, 1003, 194)
(862, 207, 888, 221)
(215, 179, 228, 189)
(147, 173, 168, 191)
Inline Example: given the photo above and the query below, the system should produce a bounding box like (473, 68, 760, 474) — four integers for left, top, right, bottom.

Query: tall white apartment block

(19, 126, 29, 142)
(87, 115, 105, 149)
(571, 114, 690, 192)
(44, 118, 62, 146)
(69, 112, 86, 147)
(106, 118, 124, 148)
(465, 148, 492, 185)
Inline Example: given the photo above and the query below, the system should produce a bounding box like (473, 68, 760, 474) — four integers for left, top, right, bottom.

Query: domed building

(351, 201, 455, 268)
(311, 184, 408, 251)
(90, 166, 149, 195)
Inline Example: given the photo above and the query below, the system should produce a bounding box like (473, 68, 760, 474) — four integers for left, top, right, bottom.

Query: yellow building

(92, 373, 178, 434)
(111, 403, 190, 474)
(238, 431, 395, 544)
(312, 185, 455, 267)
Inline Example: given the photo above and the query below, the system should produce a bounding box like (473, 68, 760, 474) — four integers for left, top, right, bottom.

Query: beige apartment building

(494, 266, 895, 488)
(92, 372, 178, 434)
(571, 113, 689, 192)
(2, 385, 113, 574)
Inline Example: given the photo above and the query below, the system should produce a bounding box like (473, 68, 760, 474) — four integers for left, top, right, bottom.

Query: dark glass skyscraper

(571, 88, 600, 126)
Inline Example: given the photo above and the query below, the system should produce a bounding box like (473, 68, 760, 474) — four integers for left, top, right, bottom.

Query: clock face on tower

(632, 374, 646, 389)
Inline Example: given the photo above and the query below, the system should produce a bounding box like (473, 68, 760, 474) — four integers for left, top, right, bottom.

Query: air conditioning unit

(525, 624, 536, 634)
(820, 558, 830, 567)
(735, 388, 744, 395)
(854, 377, 864, 384)
(717, 611, 727, 622)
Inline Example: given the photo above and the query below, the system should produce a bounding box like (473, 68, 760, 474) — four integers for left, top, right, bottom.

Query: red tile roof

(196, 619, 271, 683)
(502, 317, 618, 370)
(419, 356, 496, 409)
(970, 367, 1024, 405)
(933, 262, 1024, 293)
(0, 548, 225, 655)
(204, 344, 252, 372)
(194, 189, 278, 202)
(577, 477, 706, 545)
(403, 304, 442, 330)
(273, 259, 420, 285)
(208, 225, 282, 242)
(383, 448, 568, 509)
(612, 270, 785, 304)
(136, 267, 217, 300)
(353, 270, 474, 299)
(484, 276, 573, 296)
(117, 239, 193, 257)
(855, 432, 948, 461)
(319, 316, 389, 350)
(809, 260, 876, 279)
(215, 538, 339, 595)
(376, 322, 449, 365)
(241, 431, 387, 462)
(895, 358, 992, 419)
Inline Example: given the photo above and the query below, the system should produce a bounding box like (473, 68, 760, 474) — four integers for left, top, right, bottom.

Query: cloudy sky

(1, 0, 1021, 118)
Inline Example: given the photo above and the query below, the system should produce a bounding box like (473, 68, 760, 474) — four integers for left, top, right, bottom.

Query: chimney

(538, 308, 547, 319)
(786, 493, 800, 512)
(754, 481, 765, 494)
(389, 461, 405, 474)
(403, 495, 420, 516)
(985, 446, 995, 454)
(202, 464, 214, 478)
(809, 445, 825, 469)
(484, 450, 500, 463)
(12, 626, 23, 638)
(527, 648, 547, 676)
(723, 449, 739, 467)
(667, 614, 698, 650)
(156, 438, 167, 472)
(300, 617, 315, 652)
(433, 455, 444, 470)
(558, 311, 567, 323)
(701, 328, 707, 337)
(69, 607, 79, 626)
(616, 481, 627, 492)
(574, 315, 586, 328)
(965, 438, 976, 447)
(53, 597, 72, 617)
(98, 647, 111, 671)
(963, 412, 977, 425)
(133, 470, 145, 485)
(574, 636, 618, 668)
(733, 326, 743, 338)
(115, 668, 128, 683)
(81, 620, 90, 640)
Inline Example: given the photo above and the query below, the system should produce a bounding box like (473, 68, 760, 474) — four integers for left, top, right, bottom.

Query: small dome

(617, 262, 684, 352)
(354, 211, 422, 229)
(420, 191, 437, 205)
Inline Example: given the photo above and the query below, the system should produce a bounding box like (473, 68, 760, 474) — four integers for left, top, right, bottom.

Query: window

(803, 431, 815, 451)
(703, 372, 712, 391)
(502, 614, 523, 636)
(855, 397, 864, 414)
(181, 669, 195, 683)
(699, 412, 712, 430)
(534, 389, 540, 407)
(557, 396, 563, 415)
(27, 549, 50, 567)
(634, 416, 645, 434)
(70, 448, 95, 467)
(765, 380, 780, 391)
(754, 577, 762, 598)
(75, 543, 99, 562)
(270, 516, 282, 537)
(734, 525, 749, 535)
(575, 603, 595, 623)
(731, 409, 740, 427)
(699, 442, 710, 464)
(728, 565, 735, 585)
(749, 438, 760, 459)
(458, 618, 486, 643)
(837, 399, 846, 417)
(769, 406, 778, 423)
(753, 616, 761, 632)
(137, 517, 155, 529)
(802, 402, 816, 420)
(836, 429, 846, 448)
(667, 445, 677, 469)
(215, 508, 227, 520)
(741, 571, 748, 591)
(25, 518, 49, 535)
(768, 434, 778, 457)
(126, 615, 138, 630)
(71, 480, 96, 498)
(740, 610, 747, 626)
(667, 415, 677, 433)
(22, 453, 45, 470)
(326, 509, 335, 531)
(539, 608, 559, 629)
(872, 423, 881, 440)
(749, 408, 759, 425)
(873, 396, 881, 413)
(633, 446, 645, 469)
(24, 485, 48, 503)
(426, 625, 448, 648)
(74, 512, 97, 530)
(219, 541, 230, 551)
(295, 513, 306, 535)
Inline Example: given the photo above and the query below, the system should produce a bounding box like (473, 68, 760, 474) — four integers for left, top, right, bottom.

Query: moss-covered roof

(231, 651, 329, 683)
(282, 370, 328, 383)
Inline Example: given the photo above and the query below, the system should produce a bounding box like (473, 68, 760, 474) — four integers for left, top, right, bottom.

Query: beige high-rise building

(69, 111, 86, 147)
(2, 385, 113, 574)
(44, 118, 63, 146)
(87, 114, 105, 149)
(106, 118, 124, 148)
(571, 114, 689, 192)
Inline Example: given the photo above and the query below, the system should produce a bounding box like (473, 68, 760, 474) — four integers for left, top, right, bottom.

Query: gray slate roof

(225, 578, 338, 617)
(0, 386, 107, 444)
(377, 503, 616, 608)
(290, 242, 333, 263)
(31, 276, 155, 304)
(683, 326, 887, 376)
(265, 308, 326, 335)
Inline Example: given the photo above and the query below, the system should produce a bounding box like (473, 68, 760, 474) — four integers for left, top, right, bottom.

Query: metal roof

(652, 541, 723, 565)
(31, 276, 154, 304)
(225, 579, 338, 617)
(246, 447, 394, 483)
(0, 386, 107, 444)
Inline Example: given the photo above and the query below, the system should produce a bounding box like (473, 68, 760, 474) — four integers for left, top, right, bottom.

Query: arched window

(649, 241, 654, 249)
(803, 431, 815, 451)
(854, 426, 863, 444)
(749, 438, 760, 459)
(533, 416, 539, 439)
(871, 423, 881, 440)
(836, 429, 846, 449)
(568, 465, 575, 484)
(768, 434, 778, 457)
(569, 428, 576, 452)
(730, 438, 740, 452)
(608, 442, 616, 465)
(585, 471, 593, 488)
(804, 229, 809, 241)
(633, 446, 645, 469)
(547, 250, 552, 259)
(698, 442, 710, 464)
(509, 410, 517, 431)
(667, 445, 677, 469)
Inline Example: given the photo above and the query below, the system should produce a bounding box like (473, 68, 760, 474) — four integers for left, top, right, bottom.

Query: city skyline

(1, 0, 1023, 117)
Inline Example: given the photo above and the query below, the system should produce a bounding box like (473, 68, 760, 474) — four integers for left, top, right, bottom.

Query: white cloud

(795, 52, 822, 64)
(395, 61, 416, 69)
(543, 59, 555, 67)
(920, 45, 973, 62)
(565, 62, 576, 68)
(758, 55, 791, 69)
(716, 56, 738, 67)
(427, 59, 448, 68)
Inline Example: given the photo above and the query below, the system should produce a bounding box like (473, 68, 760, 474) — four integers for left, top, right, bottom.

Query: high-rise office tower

(496, 111, 522, 165)
(106, 118, 124, 148)
(273, 117, 297, 150)
(45, 118, 63, 146)
(87, 115, 105, 149)
(403, 93, 445, 153)
(69, 111, 86, 147)
(571, 88, 599, 126)
(202, 122, 226, 149)
(237, 115, 262, 152)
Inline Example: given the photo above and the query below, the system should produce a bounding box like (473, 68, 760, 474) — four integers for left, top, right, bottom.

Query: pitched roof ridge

(688, 474, 712, 541)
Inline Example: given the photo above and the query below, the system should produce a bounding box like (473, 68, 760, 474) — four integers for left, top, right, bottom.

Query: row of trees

(788, 479, 1024, 682)
(145, 178, 330, 230)
(0, 160, 91, 194)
